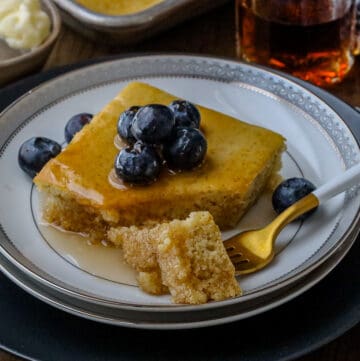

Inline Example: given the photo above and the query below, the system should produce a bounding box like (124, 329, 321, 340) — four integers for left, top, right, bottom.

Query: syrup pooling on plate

(39, 222, 138, 286)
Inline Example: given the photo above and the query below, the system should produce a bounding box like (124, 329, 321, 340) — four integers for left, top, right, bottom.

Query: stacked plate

(0, 55, 359, 329)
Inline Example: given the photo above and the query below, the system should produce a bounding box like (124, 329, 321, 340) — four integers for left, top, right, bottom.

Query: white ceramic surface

(0, 55, 359, 313)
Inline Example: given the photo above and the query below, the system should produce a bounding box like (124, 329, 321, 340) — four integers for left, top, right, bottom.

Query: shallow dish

(0, 55, 359, 315)
(53, 0, 229, 44)
(0, 0, 61, 86)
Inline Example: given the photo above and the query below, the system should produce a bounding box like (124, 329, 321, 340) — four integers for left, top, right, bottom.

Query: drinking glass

(236, 0, 360, 86)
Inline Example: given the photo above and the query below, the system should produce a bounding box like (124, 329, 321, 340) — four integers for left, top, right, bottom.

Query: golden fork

(224, 163, 360, 275)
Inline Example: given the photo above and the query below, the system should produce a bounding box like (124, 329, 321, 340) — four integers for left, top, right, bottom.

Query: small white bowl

(0, 0, 61, 86)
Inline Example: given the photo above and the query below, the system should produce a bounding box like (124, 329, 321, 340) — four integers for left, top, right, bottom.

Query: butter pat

(0, 0, 51, 50)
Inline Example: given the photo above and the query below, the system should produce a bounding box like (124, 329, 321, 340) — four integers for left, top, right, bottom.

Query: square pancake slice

(34, 82, 286, 242)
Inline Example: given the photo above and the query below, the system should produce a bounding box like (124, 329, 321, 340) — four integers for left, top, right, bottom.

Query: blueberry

(169, 100, 200, 129)
(131, 105, 175, 144)
(18, 137, 62, 178)
(163, 127, 207, 170)
(117, 106, 140, 144)
(272, 177, 317, 221)
(114, 142, 161, 185)
(65, 113, 93, 143)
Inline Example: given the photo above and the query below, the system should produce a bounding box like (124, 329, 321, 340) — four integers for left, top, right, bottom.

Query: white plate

(0, 55, 359, 312)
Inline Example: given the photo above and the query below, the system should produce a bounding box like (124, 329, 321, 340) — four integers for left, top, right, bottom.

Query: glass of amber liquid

(236, 0, 359, 86)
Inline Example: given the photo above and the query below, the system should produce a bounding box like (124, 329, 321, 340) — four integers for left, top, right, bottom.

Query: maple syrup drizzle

(108, 169, 129, 190)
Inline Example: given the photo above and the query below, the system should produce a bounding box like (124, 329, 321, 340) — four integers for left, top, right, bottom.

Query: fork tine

(227, 249, 243, 258)
(230, 255, 250, 264)
(234, 260, 256, 275)
(224, 240, 240, 252)
(233, 258, 251, 266)
(224, 244, 235, 252)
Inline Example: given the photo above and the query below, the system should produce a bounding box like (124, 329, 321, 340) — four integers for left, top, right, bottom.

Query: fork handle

(312, 162, 360, 203)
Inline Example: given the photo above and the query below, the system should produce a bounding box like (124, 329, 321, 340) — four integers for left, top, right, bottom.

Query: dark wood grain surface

(0, 2, 359, 360)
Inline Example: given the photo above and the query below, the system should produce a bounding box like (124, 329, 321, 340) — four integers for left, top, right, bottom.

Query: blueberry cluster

(114, 100, 207, 185)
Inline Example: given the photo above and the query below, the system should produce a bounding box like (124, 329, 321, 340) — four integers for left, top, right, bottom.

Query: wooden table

(0, 2, 359, 360)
